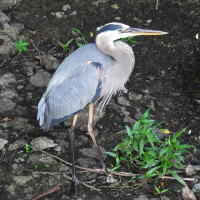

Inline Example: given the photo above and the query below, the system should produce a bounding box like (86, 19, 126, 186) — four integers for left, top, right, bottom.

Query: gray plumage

(37, 22, 167, 131)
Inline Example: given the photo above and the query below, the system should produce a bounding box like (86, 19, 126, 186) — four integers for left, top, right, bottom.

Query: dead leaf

(111, 4, 119, 9)
(160, 129, 174, 134)
(182, 186, 197, 200)
(115, 17, 121, 20)
(29, 30, 38, 35)
(1, 117, 9, 122)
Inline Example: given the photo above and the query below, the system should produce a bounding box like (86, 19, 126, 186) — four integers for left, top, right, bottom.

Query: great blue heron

(37, 22, 167, 187)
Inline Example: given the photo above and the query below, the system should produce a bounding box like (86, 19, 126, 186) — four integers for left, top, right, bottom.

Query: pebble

(62, 4, 71, 12)
(0, 73, 16, 87)
(117, 96, 131, 107)
(79, 145, 107, 159)
(30, 71, 51, 87)
(0, 11, 10, 23)
(0, 138, 8, 150)
(0, 88, 19, 99)
(31, 136, 57, 150)
(13, 176, 33, 186)
(123, 116, 136, 124)
(70, 11, 77, 16)
(0, 98, 16, 112)
(106, 176, 118, 183)
(42, 53, 60, 70)
(8, 139, 27, 151)
(55, 12, 66, 19)
(193, 183, 200, 193)
(28, 153, 56, 164)
(128, 92, 143, 101)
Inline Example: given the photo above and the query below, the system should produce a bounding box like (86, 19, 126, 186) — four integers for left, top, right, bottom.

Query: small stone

(76, 157, 97, 168)
(141, 89, 150, 95)
(28, 153, 56, 164)
(0, 138, 8, 150)
(123, 116, 136, 124)
(30, 71, 51, 87)
(0, 73, 16, 87)
(8, 139, 27, 151)
(0, 11, 10, 23)
(182, 186, 197, 200)
(31, 137, 57, 150)
(62, 4, 71, 11)
(193, 183, 200, 193)
(70, 11, 77, 16)
(0, 88, 19, 99)
(79, 146, 107, 159)
(55, 12, 65, 18)
(186, 164, 196, 176)
(43, 54, 60, 70)
(106, 176, 118, 183)
(0, 98, 16, 112)
(128, 92, 142, 101)
(117, 96, 131, 106)
(13, 176, 33, 186)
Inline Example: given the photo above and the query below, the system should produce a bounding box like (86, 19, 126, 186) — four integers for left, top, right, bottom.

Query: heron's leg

(88, 103, 106, 170)
(69, 113, 79, 186)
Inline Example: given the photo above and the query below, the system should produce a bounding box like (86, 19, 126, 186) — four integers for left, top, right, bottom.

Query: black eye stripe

(97, 24, 123, 35)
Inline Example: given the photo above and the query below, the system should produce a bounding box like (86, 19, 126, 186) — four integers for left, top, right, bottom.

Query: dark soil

(1, 0, 200, 199)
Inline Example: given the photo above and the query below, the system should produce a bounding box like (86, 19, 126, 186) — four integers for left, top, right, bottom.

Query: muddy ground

(0, 0, 200, 199)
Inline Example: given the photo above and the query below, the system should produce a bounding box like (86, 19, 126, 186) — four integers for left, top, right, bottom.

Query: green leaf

(106, 152, 117, 157)
(167, 169, 186, 186)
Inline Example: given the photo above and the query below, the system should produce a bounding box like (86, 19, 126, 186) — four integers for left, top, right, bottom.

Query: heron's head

(96, 22, 168, 42)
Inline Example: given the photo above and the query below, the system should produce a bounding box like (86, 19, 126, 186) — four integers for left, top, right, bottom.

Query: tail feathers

(37, 96, 46, 127)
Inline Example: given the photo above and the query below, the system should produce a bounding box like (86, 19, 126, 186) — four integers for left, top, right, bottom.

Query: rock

(128, 92, 142, 101)
(30, 71, 51, 87)
(42, 53, 60, 70)
(31, 137, 57, 150)
(3, 23, 24, 40)
(8, 139, 27, 151)
(117, 96, 131, 107)
(193, 183, 200, 193)
(0, 138, 8, 150)
(0, 88, 19, 99)
(79, 145, 107, 159)
(182, 186, 197, 200)
(147, 100, 155, 111)
(186, 164, 197, 176)
(186, 164, 200, 176)
(62, 4, 71, 11)
(28, 153, 57, 164)
(70, 11, 77, 16)
(0, 73, 16, 87)
(0, 35, 16, 55)
(0, 11, 10, 24)
(123, 116, 136, 124)
(0, 117, 34, 132)
(106, 176, 118, 183)
(13, 176, 33, 186)
(76, 157, 97, 168)
(0, 0, 22, 11)
(141, 89, 150, 95)
(55, 12, 65, 18)
(0, 98, 16, 112)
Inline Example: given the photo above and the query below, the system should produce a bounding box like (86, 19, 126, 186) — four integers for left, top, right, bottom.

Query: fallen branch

(30, 39, 42, 66)
(32, 184, 61, 200)
(28, 145, 195, 183)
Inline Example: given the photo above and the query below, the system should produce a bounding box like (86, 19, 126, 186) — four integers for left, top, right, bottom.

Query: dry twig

(32, 184, 61, 200)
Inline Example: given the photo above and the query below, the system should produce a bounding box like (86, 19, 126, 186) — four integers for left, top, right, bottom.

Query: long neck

(95, 35, 135, 105)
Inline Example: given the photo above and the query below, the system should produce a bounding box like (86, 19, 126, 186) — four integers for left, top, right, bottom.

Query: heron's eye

(118, 29, 122, 32)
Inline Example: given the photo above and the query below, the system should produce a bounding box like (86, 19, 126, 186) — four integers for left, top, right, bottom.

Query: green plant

(107, 109, 194, 185)
(58, 38, 74, 51)
(24, 144, 33, 154)
(154, 185, 169, 200)
(71, 27, 87, 47)
(14, 39, 29, 53)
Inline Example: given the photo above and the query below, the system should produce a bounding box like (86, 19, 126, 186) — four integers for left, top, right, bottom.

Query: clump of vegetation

(14, 39, 29, 53)
(107, 109, 194, 185)
(24, 144, 33, 154)
(59, 27, 88, 52)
